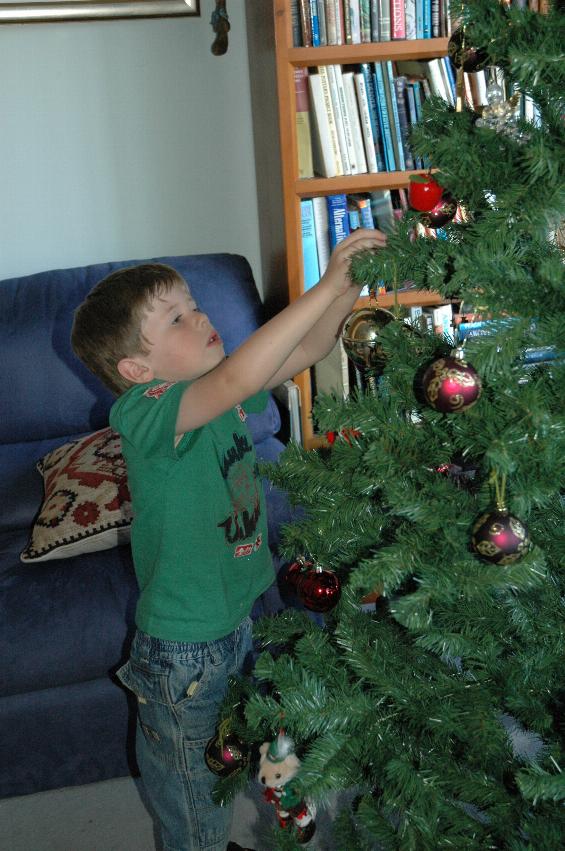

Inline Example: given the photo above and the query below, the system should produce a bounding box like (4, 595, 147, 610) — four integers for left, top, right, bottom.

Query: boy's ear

(117, 356, 153, 385)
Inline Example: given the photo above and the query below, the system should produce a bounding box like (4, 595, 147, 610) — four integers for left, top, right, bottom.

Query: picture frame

(0, 0, 199, 24)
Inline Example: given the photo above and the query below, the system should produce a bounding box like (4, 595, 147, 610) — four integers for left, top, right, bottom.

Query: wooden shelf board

(287, 38, 449, 67)
(295, 170, 426, 196)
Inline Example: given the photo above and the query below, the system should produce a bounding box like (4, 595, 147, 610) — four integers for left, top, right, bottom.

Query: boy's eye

(172, 314, 182, 325)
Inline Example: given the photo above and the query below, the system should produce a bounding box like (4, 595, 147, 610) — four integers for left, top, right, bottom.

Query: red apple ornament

(408, 174, 444, 212)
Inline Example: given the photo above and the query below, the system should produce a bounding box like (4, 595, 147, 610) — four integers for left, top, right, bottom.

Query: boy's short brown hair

(72, 263, 185, 395)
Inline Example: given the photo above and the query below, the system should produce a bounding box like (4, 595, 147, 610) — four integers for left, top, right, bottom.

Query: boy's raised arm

(175, 229, 385, 434)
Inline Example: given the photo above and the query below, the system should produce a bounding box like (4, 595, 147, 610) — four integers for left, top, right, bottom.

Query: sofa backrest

(0, 253, 280, 534)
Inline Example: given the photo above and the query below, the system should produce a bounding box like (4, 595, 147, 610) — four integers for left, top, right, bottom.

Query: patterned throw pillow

(20, 427, 132, 563)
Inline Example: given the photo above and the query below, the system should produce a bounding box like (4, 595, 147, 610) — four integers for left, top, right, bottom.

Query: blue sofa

(0, 253, 292, 799)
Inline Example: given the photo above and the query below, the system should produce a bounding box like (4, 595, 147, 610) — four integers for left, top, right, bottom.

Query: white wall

(0, 1, 263, 290)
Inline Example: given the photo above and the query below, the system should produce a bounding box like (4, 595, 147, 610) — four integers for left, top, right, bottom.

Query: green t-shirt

(110, 379, 274, 641)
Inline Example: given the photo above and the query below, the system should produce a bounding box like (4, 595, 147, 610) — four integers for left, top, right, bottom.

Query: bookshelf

(273, 0, 451, 448)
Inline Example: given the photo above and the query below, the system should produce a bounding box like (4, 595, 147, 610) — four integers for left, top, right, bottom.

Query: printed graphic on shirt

(217, 431, 262, 557)
(144, 381, 176, 400)
(235, 404, 247, 422)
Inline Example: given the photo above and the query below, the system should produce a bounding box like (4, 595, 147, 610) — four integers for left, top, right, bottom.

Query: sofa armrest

(271, 380, 302, 445)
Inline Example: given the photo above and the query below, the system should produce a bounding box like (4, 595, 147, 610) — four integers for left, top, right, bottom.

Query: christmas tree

(220, 1, 565, 847)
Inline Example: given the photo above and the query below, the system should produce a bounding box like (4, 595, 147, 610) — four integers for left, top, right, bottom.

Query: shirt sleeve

(110, 380, 191, 459)
(241, 389, 269, 415)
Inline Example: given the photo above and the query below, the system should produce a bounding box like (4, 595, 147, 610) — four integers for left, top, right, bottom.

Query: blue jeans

(116, 617, 253, 851)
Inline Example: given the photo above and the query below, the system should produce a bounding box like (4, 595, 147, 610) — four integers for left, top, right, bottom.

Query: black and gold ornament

(448, 27, 489, 73)
(205, 719, 250, 778)
(340, 306, 395, 373)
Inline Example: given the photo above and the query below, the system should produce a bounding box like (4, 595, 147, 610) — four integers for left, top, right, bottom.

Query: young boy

(71, 228, 386, 851)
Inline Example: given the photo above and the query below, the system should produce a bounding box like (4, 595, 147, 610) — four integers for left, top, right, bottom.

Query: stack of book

(291, 0, 452, 47)
(301, 57, 466, 179)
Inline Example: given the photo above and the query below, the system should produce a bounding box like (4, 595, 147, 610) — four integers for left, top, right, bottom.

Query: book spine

(298, 0, 313, 46)
(373, 62, 396, 171)
(423, 0, 432, 39)
(310, 0, 321, 45)
(353, 71, 379, 173)
(353, 195, 375, 228)
(431, 0, 440, 37)
(342, 71, 368, 174)
(307, 72, 338, 177)
(360, 63, 385, 171)
(405, 0, 416, 39)
(290, 0, 303, 46)
(383, 61, 405, 170)
(334, 0, 346, 44)
(405, 83, 423, 169)
(359, 0, 372, 42)
(393, 76, 414, 170)
(300, 199, 320, 290)
(442, 56, 456, 105)
(378, 0, 391, 40)
(317, 66, 345, 174)
(349, 0, 362, 44)
(311, 195, 331, 276)
(427, 58, 449, 102)
(333, 64, 360, 174)
(326, 194, 351, 248)
(316, 0, 328, 45)
(326, 64, 352, 174)
(370, 0, 380, 40)
(415, 0, 424, 39)
(391, 0, 406, 39)
(325, 0, 338, 43)
(295, 68, 314, 179)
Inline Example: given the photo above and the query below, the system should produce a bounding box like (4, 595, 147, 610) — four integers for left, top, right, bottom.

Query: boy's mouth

(208, 331, 222, 346)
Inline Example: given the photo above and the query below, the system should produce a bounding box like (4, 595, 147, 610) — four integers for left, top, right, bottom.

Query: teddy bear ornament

(258, 733, 316, 844)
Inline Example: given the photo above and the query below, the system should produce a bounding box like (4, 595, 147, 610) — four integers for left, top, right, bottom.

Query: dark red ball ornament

(471, 507, 531, 565)
(205, 730, 250, 778)
(422, 348, 482, 413)
(409, 175, 444, 212)
(287, 559, 341, 613)
(420, 192, 457, 229)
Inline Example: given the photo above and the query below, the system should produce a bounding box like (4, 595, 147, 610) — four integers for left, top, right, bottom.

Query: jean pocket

(116, 659, 170, 706)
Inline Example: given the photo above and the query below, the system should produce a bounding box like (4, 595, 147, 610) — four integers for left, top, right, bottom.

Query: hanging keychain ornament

(470, 472, 531, 565)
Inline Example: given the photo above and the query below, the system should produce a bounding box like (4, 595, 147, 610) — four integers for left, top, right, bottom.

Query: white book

(312, 196, 331, 276)
(354, 71, 379, 173)
(349, 0, 362, 43)
(427, 58, 450, 102)
(317, 66, 345, 175)
(315, 339, 350, 399)
(405, 0, 416, 38)
(333, 64, 360, 174)
(432, 304, 455, 342)
(308, 72, 340, 178)
(325, 64, 352, 175)
(467, 70, 488, 107)
(342, 71, 367, 174)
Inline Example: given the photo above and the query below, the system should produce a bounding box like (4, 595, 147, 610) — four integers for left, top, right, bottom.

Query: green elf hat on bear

(266, 733, 295, 763)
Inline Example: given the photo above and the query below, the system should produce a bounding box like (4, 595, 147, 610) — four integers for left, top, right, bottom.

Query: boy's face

(136, 282, 225, 383)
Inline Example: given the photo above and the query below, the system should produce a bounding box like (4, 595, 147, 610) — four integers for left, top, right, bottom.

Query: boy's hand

(321, 228, 387, 298)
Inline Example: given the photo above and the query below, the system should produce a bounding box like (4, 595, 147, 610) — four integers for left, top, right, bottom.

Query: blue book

(372, 62, 397, 172)
(411, 80, 431, 169)
(360, 63, 385, 172)
(385, 61, 406, 171)
(405, 82, 423, 169)
(415, 0, 424, 38)
(442, 57, 457, 103)
(300, 199, 320, 290)
(423, 0, 432, 38)
(326, 194, 350, 249)
(310, 0, 321, 46)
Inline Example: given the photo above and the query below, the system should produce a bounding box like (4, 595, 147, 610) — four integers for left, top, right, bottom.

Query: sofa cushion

(20, 428, 132, 564)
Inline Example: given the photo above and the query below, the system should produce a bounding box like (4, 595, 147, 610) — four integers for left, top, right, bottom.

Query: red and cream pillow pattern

(20, 428, 132, 563)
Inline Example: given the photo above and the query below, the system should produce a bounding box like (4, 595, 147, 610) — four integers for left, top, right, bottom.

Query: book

(316, 0, 327, 45)
(423, 0, 432, 39)
(391, 0, 406, 39)
(325, 0, 339, 44)
(350, 194, 375, 229)
(431, 0, 440, 37)
(312, 195, 331, 276)
(342, 70, 368, 174)
(442, 56, 456, 106)
(353, 70, 379, 173)
(360, 63, 385, 171)
(294, 68, 314, 179)
(298, 0, 312, 46)
(393, 76, 415, 170)
(327, 193, 351, 248)
(373, 62, 396, 171)
(290, 0, 303, 46)
(300, 199, 320, 290)
(377, 0, 391, 40)
(383, 60, 406, 170)
(326, 64, 352, 174)
(405, 0, 416, 39)
(432, 304, 455, 341)
(348, 0, 362, 44)
(404, 81, 423, 168)
(370, 189, 395, 232)
(308, 72, 340, 177)
(415, 0, 424, 38)
(309, 0, 321, 45)
(314, 338, 350, 399)
(370, 0, 380, 40)
(359, 0, 372, 41)
(310, 65, 344, 177)
(467, 70, 488, 107)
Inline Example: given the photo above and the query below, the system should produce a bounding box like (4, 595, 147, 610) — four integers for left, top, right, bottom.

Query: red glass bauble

(409, 175, 444, 212)
(420, 193, 457, 229)
(287, 560, 341, 613)
(422, 350, 482, 413)
(205, 732, 250, 778)
(471, 508, 531, 565)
